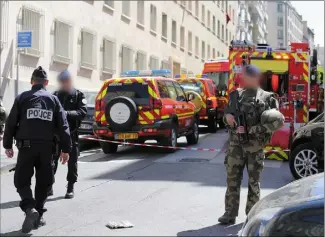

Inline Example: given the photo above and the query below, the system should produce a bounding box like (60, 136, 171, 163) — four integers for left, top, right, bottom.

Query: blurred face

(59, 78, 73, 92)
(242, 73, 260, 88)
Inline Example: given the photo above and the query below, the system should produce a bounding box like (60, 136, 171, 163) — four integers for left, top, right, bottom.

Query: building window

(212, 15, 216, 34)
(150, 4, 157, 32)
(217, 20, 220, 37)
(277, 29, 284, 39)
(201, 4, 205, 24)
(149, 55, 159, 69)
(222, 24, 224, 41)
(136, 51, 147, 70)
(122, 1, 130, 17)
(80, 29, 97, 69)
(21, 6, 44, 57)
(104, 1, 114, 9)
(207, 44, 210, 59)
(180, 26, 185, 49)
(201, 41, 205, 60)
(53, 20, 73, 64)
(212, 48, 216, 59)
(121, 45, 134, 72)
(221, 0, 224, 11)
(161, 60, 169, 69)
(207, 10, 211, 29)
(277, 16, 283, 26)
(172, 20, 177, 44)
(137, 1, 145, 26)
(103, 38, 116, 73)
(277, 3, 283, 13)
(217, 51, 220, 57)
(195, 36, 199, 58)
(188, 31, 192, 54)
(187, 1, 192, 13)
(226, 29, 228, 42)
(162, 13, 167, 39)
(195, 0, 199, 18)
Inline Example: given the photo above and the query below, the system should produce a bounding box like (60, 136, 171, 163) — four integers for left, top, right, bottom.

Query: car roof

(176, 77, 213, 81)
(105, 76, 177, 82)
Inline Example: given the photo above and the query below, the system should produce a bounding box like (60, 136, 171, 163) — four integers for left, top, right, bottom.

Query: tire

(289, 143, 319, 180)
(186, 119, 199, 145)
(100, 141, 118, 154)
(208, 116, 218, 133)
(105, 96, 138, 132)
(160, 124, 178, 153)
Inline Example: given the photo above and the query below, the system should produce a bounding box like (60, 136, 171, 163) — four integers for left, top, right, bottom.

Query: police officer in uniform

(218, 65, 284, 224)
(3, 66, 71, 233)
(50, 70, 87, 199)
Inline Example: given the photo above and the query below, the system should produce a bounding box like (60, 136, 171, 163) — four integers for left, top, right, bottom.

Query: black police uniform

(52, 89, 87, 191)
(2, 68, 71, 224)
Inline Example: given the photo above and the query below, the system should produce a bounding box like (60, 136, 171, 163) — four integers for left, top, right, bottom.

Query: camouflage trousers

(224, 140, 265, 217)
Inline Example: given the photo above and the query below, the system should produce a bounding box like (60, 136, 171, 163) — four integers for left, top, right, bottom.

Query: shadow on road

(177, 223, 243, 236)
(0, 230, 32, 236)
(0, 196, 65, 210)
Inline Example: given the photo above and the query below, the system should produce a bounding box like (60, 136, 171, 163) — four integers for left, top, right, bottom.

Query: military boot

(218, 212, 236, 225)
(22, 208, 39, 233)
(33, 215, 46, 229)
(65, 182, 74, 199)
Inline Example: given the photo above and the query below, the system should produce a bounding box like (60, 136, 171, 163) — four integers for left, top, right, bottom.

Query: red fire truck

(228, 40, 324, 160)
(202, 58, 230, 127)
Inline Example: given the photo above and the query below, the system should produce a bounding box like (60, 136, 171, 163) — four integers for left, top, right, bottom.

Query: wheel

(100, 141, 118, 154)
(186, 119, 199, 145)
(289, 143, 319, 180)
(160, 124, 178, 152)
(208, 116, 218, 133)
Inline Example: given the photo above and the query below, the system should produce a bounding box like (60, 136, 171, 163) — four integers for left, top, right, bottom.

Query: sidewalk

(0, 141, 18, 171)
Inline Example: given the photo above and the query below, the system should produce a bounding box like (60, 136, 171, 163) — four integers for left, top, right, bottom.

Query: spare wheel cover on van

(105, 96, 138, 132)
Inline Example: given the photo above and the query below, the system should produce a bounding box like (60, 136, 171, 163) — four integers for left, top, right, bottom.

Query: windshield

(206, 72, 229, 90)
(106, 83, 150, 105)
(82, 91, 97, 106)
(179, 81, 203, 94)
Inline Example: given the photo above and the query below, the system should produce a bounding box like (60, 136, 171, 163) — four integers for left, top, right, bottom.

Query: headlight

(239, 207, 282, 236)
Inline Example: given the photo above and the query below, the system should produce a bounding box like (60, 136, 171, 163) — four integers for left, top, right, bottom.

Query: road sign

(17, 31, 32, 48)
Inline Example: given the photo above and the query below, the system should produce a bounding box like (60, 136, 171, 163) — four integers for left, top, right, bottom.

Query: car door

(173, 82, 193, 130)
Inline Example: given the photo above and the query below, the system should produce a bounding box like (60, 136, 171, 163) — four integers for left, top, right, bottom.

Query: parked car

(240, 173, 324, 236)
(93, 69, 199, 154)
(78, 90, 98, 146)
(289, 112, 324, 179)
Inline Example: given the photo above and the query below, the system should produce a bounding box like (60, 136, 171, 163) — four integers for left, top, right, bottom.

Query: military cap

(32, 66, 48, 80)
(244, 65, 261, 77)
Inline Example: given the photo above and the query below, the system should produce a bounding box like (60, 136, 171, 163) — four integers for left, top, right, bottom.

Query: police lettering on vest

(27, 108, 53, 121)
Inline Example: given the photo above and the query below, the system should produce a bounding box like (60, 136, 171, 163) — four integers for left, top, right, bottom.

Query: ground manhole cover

(179, 158, 210, 163)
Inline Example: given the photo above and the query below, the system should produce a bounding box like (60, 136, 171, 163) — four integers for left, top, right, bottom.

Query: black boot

(218, 212, 236, 225)
(22, 208, 39, 233)
(33, 215, 46, 229)
(65, 182, 74, 199)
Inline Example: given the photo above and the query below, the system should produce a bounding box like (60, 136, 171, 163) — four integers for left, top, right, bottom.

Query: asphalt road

(0, 128, 294, 236)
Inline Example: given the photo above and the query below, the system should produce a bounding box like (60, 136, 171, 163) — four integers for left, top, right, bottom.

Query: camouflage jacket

(224, 87, 280, 146)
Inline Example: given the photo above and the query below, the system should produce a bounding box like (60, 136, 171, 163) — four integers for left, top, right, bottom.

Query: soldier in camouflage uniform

(0, 99, 6, 139)
(218, 65, 284, 224)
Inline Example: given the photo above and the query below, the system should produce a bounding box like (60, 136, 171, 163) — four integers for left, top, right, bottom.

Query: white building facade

(267, 0, 303, 48)
(236, 1, 268, 44)
(0, 0, 237, 109)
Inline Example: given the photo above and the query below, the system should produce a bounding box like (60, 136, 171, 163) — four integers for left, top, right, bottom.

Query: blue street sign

(17, 31, 32, 48)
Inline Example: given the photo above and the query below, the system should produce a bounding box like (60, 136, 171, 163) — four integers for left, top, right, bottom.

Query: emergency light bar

(122, 69, 171, 77)
(175, 74, 207, 78)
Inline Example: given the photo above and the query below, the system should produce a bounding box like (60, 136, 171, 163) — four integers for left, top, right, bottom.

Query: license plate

(80, 123, 92, 129)
(114, 133, 138, 140)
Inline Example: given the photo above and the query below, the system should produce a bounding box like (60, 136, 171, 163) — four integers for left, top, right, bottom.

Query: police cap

(260, 109, 284, 132)
(57, 69, 71, 81)
(32, 66, 48, 80)
(244, 65, 261, 77)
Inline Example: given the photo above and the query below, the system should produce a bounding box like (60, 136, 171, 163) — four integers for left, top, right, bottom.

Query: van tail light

(95, 100, 104, 111)
(207, 99, 213, 108)
(153, 99, 163, 109)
